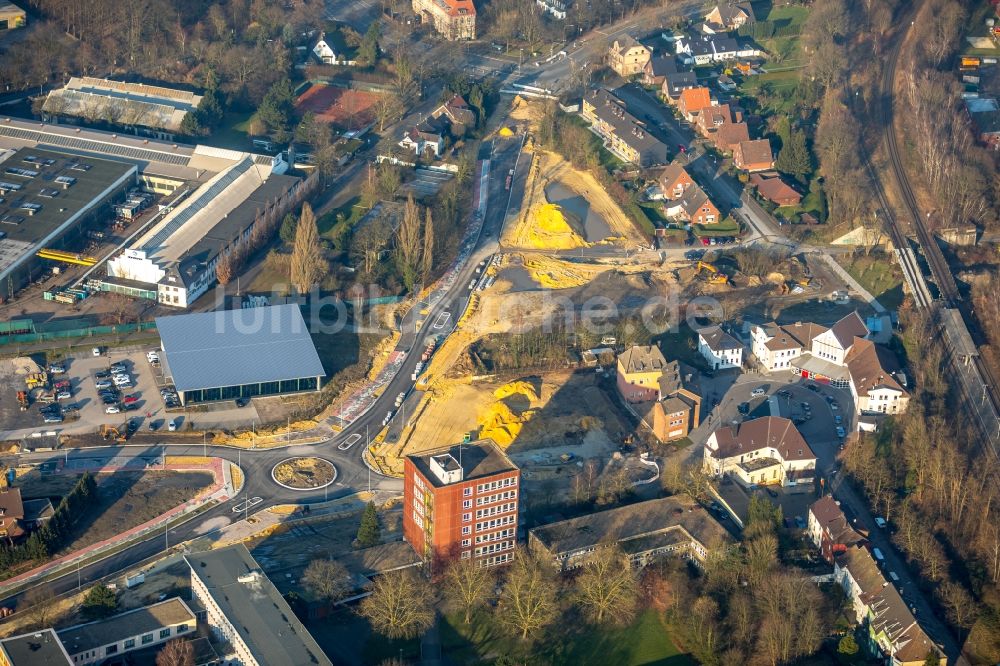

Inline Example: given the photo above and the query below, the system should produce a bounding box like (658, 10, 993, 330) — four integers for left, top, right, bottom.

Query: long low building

(0, 147, 136, 301)
(155, 304, 325, 405)
(56, 598, 196, 665)
(43, 77, 203, 137)
(107, 148, 301, 308)
(185, 544, 333, 666)
(529, 495, 733, 570)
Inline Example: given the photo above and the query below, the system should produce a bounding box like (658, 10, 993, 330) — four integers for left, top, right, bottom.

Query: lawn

(199, 110, 254, 151)
(440, 609, 693, 666)
(693, 218, 740, 238)
(836, 251, 905, 311)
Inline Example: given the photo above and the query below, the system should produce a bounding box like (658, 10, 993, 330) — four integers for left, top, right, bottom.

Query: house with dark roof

(676, 34, 757, 65)
(0, 485, 26, 542)
(750, 172, 802, 206)
(658, 163, 695, 200)
(661, 69, 699, 102)
(703, 2, 755, 33)
(529, 495, 734, 570)
(834, 545, 944, 666)
(581, 88, 668, 167)
(617, 345, 702, 441)
(807, 495, 865, 563)
(431, 94, 477, 135)
(399, 116, 448, 157)
(697, 325, 743, 369)
(846, 338, 909, 416)
(703, 416, 816, 489)
(667, 184, 720, 225)
(642, 55, 678, 87)
(734, 138, 774, 171)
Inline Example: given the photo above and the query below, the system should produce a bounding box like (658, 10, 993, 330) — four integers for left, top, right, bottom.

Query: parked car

(56, 391, 71, 400)
(123, 396, 139, 405)
(95, 370, 111, 379)
(168, 419, 177, 432)
(737, 402, 750, 415)
(235, 397, 249, 408)
(875, 516, 888, 529)
(751, 387, 766, 397)
(105, 405, 121, 414)
(43, 414, 64, 424)
(49, 364, 66, 374)
(834, 415, 843, 425)
(95, 380, 113, 389)
(835, 426, 846, 438)
(92, 347, 103, 357)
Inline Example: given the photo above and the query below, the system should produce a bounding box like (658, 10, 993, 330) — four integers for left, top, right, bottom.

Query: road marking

(337, 433, 362, 451)
(433, 312, 451, 329)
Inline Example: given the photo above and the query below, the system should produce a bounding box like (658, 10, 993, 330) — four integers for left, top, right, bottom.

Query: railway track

(874, 6, 1000, 446)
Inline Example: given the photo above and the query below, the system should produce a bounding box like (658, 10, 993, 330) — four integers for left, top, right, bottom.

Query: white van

(872, 547, 885, 562)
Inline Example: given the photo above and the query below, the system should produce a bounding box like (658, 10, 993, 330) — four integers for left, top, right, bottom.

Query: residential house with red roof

(678, 87, 714, 123)
(750, 172, 802, 206)
(733, 138, 774, 171)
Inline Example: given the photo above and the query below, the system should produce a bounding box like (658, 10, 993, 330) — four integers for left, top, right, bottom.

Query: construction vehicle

(35, 391, 56, 404)
(961, 56, 981, 70)
(696, 261, 730, 285)
(100, 424, 129, 443)
(25, 372, 47, 390)
(16, 391, 28, 411)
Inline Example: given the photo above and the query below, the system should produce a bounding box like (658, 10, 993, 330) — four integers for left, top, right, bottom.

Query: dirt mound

(522, 203, 587, 250)
(494, 380, 539, 403)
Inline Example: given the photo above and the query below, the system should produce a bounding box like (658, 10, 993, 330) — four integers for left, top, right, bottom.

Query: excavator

(696, 261, 730, 285)
(100, 424, 129, 443)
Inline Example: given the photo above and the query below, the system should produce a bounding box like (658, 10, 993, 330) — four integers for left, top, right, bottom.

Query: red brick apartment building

(404, 439, 521, 567)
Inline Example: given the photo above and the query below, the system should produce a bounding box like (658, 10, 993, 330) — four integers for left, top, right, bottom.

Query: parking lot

(1, 348, 176, 440)
(698, 371, 853, 475)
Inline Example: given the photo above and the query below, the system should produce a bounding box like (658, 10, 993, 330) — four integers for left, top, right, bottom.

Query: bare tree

(303, 559, 352, 605)
(444, 556, 495, 624)
(499, 548, 560, 640)
(358, 568, 435, 640)
(21, 586, 56, 630)
(156, 638, 195, 666)
(574, 545, 638, 625)
(216, 252, 234, 286)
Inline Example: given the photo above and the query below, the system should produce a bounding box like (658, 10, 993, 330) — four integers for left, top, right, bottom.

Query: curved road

(1, 132, 526, 611)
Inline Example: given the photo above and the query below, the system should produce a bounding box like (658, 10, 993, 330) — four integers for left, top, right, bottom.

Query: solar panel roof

(155, 304, 326, 392)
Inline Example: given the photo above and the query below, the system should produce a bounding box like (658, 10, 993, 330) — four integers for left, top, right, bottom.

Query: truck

(505, 169, 514, 191)
(16, 391, 28, 411)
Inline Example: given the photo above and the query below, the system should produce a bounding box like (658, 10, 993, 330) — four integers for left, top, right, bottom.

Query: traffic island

(270, 457, 337, 491)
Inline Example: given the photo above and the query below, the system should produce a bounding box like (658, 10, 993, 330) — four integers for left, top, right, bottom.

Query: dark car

(235, 397, 249, 408)
(737, 402, 750, 415)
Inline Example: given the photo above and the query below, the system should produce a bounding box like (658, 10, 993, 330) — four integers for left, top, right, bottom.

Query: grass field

(836, 251, 905, 311)
(439, 609, 693, 665)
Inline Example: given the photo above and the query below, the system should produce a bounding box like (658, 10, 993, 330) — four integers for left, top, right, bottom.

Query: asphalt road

(0, 119, 528, 613)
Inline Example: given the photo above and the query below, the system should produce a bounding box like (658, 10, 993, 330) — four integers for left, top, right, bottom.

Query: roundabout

(270, 457, 338, 491)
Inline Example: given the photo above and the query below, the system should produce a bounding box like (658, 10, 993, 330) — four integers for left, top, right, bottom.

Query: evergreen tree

(81, 585, 118, 620)
(279, 213, 298, 244)
(356, 501, 380, 547)
(289, 203, 327, 294)
(775, 130, 812, 183)
(358, 22, 380, 67)
(422, 208, 434, 282)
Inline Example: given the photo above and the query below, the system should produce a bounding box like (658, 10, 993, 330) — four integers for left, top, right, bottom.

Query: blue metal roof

(155, 305, 325, 392)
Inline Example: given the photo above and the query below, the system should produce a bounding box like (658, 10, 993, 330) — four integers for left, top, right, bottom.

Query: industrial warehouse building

(106, 151, 300, 308)
(0, 147, 136, 301)
(0, 115, 310, 310)
(155, 304, 325, 405)
(42, 78, 204, 138)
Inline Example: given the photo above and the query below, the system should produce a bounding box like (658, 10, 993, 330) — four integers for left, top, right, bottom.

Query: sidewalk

(0, 458, 230, 599)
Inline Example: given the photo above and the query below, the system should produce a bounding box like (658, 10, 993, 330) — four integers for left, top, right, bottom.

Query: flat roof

(0, 146, 135, 274)
(177, 172, 299, 275)
(408, 439, 519, 488)
(57, 598, 195, 655)
(156, 304, 326, 392)
(184, 544, 332, 666)
(530, 495, 733, 557)
(0, 629, 72, 665)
